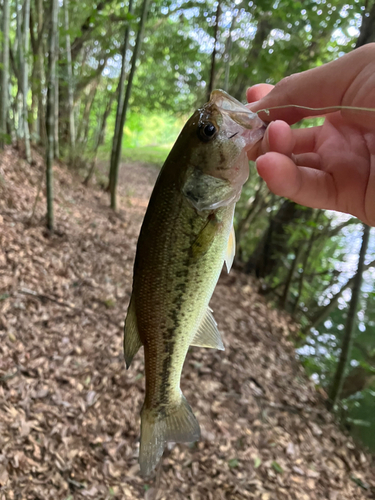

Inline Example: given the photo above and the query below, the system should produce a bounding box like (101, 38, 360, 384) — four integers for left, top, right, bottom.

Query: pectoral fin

(191, 216, 220, 259)
(225, 225, 236, 273)
(183, 168, 236, 211)
(191, 308, 224, 350)
(123, 296, 142, 369)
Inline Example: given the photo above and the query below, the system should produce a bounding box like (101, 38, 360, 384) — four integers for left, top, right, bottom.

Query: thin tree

(109, 0, 135, 183)
(77, 79, 99, 145)
(23, 0, 32, 163)
(36, 0, 46, 144)
(83, 91, 116, 186)
(16, 0, 24, 141)
(306, 256, 375, 332)
(292, 212, 322, 315)
(109, 0, 151, 210)
(327, 224, 371, 410)
(63, 0, 76, 163)
(54, 20, 60, 158)
(46, 0, 59, 232)
(224, 2, 242, 92)
(207, 0, 221, 101)
(0, 0, 11, 148)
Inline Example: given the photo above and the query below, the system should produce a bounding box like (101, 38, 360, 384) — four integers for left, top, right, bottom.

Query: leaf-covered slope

(0, 147, 374, 500)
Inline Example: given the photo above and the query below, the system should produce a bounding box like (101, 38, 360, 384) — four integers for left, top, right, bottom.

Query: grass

(121, 145, 171, 167)
(97, 110, 184, 168)
(96, 144, 170, 169)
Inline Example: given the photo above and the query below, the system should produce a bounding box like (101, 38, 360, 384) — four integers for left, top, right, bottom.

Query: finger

(247, 120, 294, 161)
(246, 84, 274, 103)
(293, 153, 321, 170)
(291, 127, 321, 155)
(249, 121, 314, 162)
(248, 46, 373, 124)
(265, 121, 295, 156)
(256, 152, 337, 211)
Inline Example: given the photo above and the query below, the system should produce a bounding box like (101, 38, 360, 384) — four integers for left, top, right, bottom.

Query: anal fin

(123, 295, 142, 369)
(191, 308, 224, 350)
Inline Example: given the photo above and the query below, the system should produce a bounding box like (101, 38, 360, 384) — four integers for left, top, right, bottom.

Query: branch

(306, 257, 375, 331)
(71, 0, 114, 60)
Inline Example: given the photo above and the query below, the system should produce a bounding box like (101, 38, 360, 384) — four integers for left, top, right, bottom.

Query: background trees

(0, 0, 374, 452)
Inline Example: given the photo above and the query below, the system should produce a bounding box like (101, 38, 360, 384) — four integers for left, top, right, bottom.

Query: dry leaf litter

(0, 147, 374, 500)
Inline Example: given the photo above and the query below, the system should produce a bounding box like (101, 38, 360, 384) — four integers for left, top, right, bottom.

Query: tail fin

(139, 395, 200, 476)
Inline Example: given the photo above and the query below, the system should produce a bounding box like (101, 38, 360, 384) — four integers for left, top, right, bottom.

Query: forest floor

(0, 146, 374, 500)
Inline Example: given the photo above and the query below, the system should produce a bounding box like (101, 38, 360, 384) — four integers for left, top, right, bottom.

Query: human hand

(247, 43, 375, 226)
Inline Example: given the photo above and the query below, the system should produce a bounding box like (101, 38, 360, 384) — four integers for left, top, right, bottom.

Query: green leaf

(271, 461, 284, 474)
(350, 476, 369, 490)
(228, 458, 239, 468)
(254, 457, 262, 468)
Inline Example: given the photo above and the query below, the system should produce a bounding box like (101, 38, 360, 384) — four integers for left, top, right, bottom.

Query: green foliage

(121, 146, 170, 166)
(228, 458, 239, 468)
(97, 110, 183, 166)
(271, 461, 284, 474)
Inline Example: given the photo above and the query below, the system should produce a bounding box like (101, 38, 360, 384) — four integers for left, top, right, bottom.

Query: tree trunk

(327, 224, 370, 410)
(82, 86, 98, 146)
(83, 92, 115, 186)
(292, 211, 322, 315)
(63, 0, 76, 163)
(109, 0, 151, 210)
(236, 180, 267, 262)
(306, 256, 375, 332)
(23, 0, 32, 162)
(224, 2, 242, 92)
(231, 15, 273, 99)
(0, 0, 11, 148)
(207, 0, 221, 101)
(355, 1, 375, 47)
(109, 0, 135, 180)
(77, 79, 99, 145)
(54, 20, 59, 158)
(36, 0, 46, 144)
(280, 245, 303, 310)
(245, 200, 303, 277)
(46, 0, 59, 232)
(16, 0, 24, 141)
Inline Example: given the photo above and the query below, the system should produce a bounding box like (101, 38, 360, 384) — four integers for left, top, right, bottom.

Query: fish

(124, 89, 266, 476)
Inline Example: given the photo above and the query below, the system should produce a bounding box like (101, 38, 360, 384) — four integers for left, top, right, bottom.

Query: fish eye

(198, 122, 217, 142)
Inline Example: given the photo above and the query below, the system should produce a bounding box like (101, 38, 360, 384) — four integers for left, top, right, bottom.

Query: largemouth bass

(124, 90, 266, 476)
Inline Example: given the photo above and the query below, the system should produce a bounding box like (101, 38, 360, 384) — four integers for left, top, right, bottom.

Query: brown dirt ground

(0, 147, 374, 500)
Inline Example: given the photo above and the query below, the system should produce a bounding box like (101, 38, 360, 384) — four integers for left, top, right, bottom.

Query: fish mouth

(210, 89, 264, 130)
(209, 89, 267, 151)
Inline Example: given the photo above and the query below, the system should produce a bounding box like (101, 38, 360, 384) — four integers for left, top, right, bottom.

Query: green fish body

(124, 90, 265, 476)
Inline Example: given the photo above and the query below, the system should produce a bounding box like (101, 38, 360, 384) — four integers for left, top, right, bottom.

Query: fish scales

(124, 90, 266, 476)
(136, 191, 234, 406)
